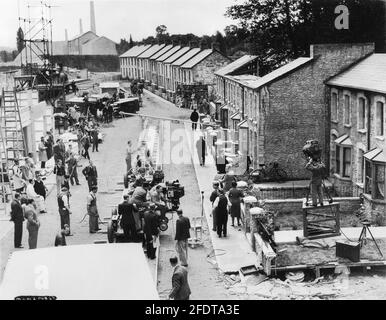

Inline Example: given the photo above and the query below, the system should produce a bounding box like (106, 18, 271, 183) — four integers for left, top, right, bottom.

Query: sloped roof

(149, 44, 174, 60)
(171, 48, 201, 66)
(246, 57, 313, 89)
(180, 49, 214, 69)
(156, 45, 182, 62)
(120, 45, 152, 58)
(215, 55, 258, 76)
(163, 46, 191, 64)
(327, 54, 386, 95)
(137, 44, 165, 59)
(70, 30, 97, 42)
(225, 74, 261, 89)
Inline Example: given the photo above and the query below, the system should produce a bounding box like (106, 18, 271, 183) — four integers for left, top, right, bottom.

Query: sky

(0, 0, 238, 49)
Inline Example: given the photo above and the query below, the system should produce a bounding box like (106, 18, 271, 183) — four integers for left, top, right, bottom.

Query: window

(343, 147, 351, 177)
(358, 97, 366, 130)
(374, 164, 385, 200)
(365, 160, 372, 195)
(344, 95, 351, 125)
(336, 145, 341, 175)
(359, 150, 365, 183)
(331, 92, 338, 121)
(376, 101, 384, 136)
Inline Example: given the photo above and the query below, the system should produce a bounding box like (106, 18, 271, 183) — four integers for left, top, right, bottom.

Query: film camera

(163, 180, 185, 210)
(302, 139, 322, 160)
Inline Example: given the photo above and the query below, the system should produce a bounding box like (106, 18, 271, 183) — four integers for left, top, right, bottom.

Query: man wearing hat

(57, 186, 72, 234)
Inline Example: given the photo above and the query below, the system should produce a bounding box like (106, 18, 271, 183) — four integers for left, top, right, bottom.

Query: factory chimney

(90, 1, 96, 34)
(79, 19, 83, 35)
(65, 29, 68, 41)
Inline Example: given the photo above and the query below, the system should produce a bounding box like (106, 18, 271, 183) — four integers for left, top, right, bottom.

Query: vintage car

(0, 243, 158, 300)
(112, 97, 140, 118)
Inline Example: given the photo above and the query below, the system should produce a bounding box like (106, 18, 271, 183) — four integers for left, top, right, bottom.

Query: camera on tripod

(163, 180, 185, 209)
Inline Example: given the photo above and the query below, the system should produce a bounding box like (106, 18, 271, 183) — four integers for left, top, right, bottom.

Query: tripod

(358, 221, 383, 257)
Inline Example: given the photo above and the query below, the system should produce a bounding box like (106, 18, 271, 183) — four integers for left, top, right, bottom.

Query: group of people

(210, 179, 244, 238)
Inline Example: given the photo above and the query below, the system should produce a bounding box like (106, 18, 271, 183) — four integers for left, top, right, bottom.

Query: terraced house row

(119, 43, 230, 101)
(213, 43, 385, 217)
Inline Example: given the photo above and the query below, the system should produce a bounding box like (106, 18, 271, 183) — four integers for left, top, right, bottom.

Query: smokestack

(90, 1, 96, 34)
(79, 19, 83, 34)
(65, 29, 68, 41)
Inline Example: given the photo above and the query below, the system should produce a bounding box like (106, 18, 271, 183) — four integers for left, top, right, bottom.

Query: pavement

(183, 122, 257, 273)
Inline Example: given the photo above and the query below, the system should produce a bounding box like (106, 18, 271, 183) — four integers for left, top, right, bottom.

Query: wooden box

(336, 240, 360, 262)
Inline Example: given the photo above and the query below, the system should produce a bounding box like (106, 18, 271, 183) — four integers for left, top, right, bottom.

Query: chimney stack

(90, 1, 96, 34)
(65, 29, 68, 42)
(79, 19, 83, 34)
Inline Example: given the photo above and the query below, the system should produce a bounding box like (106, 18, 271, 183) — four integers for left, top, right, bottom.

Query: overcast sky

(0, 0, 238, 49)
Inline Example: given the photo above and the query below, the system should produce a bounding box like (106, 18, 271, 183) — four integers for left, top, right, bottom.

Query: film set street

(0, 0, 386, 301)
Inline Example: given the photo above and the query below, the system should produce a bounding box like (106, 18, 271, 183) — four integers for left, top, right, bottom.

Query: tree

(16, 27, 24, 53)
(155, 25, 169, 43)
(116, 38, 131, 55)
(226, 0, 386, 74)
(215, 31, 227, 54)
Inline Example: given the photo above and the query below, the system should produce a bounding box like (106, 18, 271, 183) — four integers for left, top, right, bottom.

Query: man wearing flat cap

(57, 187, 72, 235)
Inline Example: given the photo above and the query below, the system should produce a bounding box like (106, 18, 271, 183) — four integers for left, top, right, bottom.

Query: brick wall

(263, 43, 375, 180)
(263, 197, 361, 215)
(192, 51, 231, 85)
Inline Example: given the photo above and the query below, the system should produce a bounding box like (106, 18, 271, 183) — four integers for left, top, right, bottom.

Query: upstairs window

(344, 94, 351, 125)
(376, 101, 384, 136)
(331, 92, 338, 121)
(358, 97, 366, 130)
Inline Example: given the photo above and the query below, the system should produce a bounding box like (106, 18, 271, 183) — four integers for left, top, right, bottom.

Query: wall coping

(264, 197, 361, 204)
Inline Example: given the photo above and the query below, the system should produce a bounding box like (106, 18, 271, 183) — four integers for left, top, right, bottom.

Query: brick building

(171, 47, 201, 92)
(161, 47, 191, 95)
(215, 43, 375, 179)
(120, 45, 151, 79)
(155, 46, 182, 89)
(327, 53, 386, 217)
(137, 44, 165, 82)
(179, 49, 232, 87)
(148, 44, 174, 86)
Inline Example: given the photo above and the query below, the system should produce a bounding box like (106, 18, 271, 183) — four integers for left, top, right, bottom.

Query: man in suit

(118, 195, 136, 242)
(82, 160, 98, 192)
(168, 256, 191, 300)
(143, 203, 159, 259)
(175, 209, 190, 267)
(10, 193, 24, 248)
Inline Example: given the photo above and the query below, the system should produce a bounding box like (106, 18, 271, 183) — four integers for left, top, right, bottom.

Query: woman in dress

(38, 137, 48, 169)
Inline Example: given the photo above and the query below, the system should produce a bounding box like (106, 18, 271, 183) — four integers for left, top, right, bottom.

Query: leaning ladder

(0, 88, 27, 215)
(1, 88, 27, 161)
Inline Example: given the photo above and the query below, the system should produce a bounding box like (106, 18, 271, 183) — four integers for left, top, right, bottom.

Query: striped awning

(364, 148, 386, 163)
(335, 134, 352, 146)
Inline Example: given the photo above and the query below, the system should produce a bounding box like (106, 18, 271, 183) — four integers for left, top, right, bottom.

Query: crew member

(87, 186, 100, 233)
(143, 203, 159, 259)
(305, 156, 326, 207)
(175, 209, 190, 267)
(118, 195, 136, 242)
(190, 108, 199, 131)
(58, 187, 72, 234)
(82, 160, 98, 191)
(168, 256, 191, 300)
(10, 193, 24, 248)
